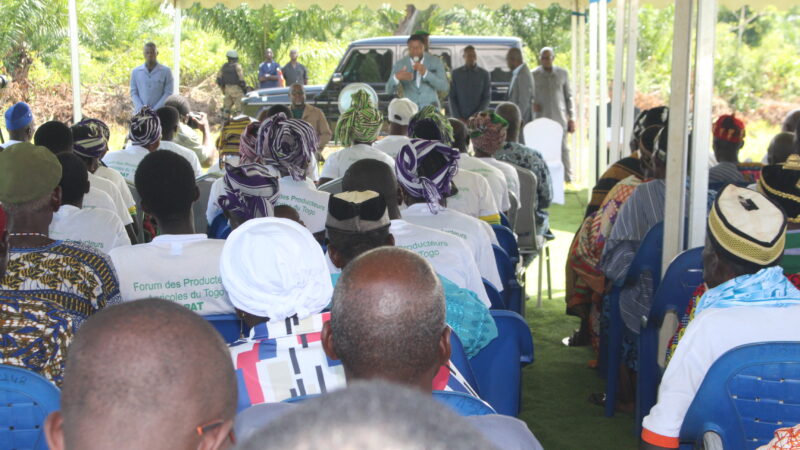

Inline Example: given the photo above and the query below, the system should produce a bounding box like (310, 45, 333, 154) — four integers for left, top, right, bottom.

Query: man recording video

(386, 34, 448, 109)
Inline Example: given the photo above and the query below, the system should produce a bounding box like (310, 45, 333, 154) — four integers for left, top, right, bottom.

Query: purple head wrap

(218, 163, 281, 221)
(395, 138, 460, 214)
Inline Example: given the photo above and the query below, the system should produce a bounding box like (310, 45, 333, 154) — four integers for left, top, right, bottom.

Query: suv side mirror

(331, 73, 343, 84)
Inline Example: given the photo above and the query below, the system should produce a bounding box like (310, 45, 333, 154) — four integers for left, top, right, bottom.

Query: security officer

(217, 50, 247, 120)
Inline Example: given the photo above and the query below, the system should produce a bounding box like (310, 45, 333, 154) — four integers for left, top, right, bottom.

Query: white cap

(226, 50, 238, 59)
(388, 98, 419, 126)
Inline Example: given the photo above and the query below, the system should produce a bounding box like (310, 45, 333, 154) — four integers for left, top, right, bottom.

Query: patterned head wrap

(257, 112, 318, 181)
(632, 106, 670, 141)
(713, 114, 746, 144)
(239, 121, 262, 163)
(217, 116, 255, 155)
(758, 155, 800, 224)
(128, 106, 162, 147)
(395, 138, 460, 213)
(72, 118, 111, 159)
(408, 105, 454, 145)
(335, 90, 383, 146)
(468, 111, 508, 154)
(218, 163, 280, 222)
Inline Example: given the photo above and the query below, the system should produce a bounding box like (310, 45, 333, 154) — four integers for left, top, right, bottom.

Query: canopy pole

(68, 0, 81, 123)
(598, 0, 609, 174)
(622, 0, 639, 153)
(662, 0, 694, 272)
(577, 1, 586, 185)
(588, 0, 599, 187)
(687, 0, 717, 248)
(609, 0, 626, 164)
(571, 8, 578, 182)
(173, 4, 182, 94)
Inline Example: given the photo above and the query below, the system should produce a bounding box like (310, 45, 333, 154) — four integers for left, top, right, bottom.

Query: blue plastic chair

(603, 221, 664, 418)
(469, 310, 534, 416)
(483, 278, 507, 310)
(637, 247, 704, 434)
(499, 212, 512, 229)
(492, 224, 520, 266)
(0, 365, 60, 450)
(208, 213, 232, 240)
(492, 245, 524, 314)
(433, 390, 497, 416)
(449, 331, 480, 397)
(205, 314, 250, 344)
(679, 342, 800, 450)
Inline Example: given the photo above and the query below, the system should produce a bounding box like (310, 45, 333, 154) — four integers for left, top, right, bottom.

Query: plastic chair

(637, 247, 703, 434)
(679, 342, 800, 450)
(193, 174, 219, 234)
(523, 118, 564, 204)
(493, 245, 524, 315)
(0, 365, 60, 450)
(208, 213, 232, 239)
(507, 191, 519, 229)
(469, 310, 534, 416)
(127, 181, 145, 243)
(603, 222, 664, 418)
(432, 390, 497, 416)
(483, 278, 506, 310)
(492, 224, 520, 266)
(449, 331, 480, 397)
(204, 314, 251, 344)
(499, 212, 512, 229)
(318, 177, 343, 194)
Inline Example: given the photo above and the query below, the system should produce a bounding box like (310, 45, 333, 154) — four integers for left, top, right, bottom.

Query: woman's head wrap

(256, 112, 318, 181)
(335, 90, 383, 146)
(220, 217, 334, 321)
(758, 155, 800, 224)
(217, 116, 255, 155)
(408, 105, 454, 145)
(468, 111, 508, 154)
(239, 121, 262, 163)
(128, 106, 162, 147)
(633, 106, 670, 141)
(218, 163, 280, 222)
(395, 138, 460, 213)
(72, 118, 111, 159)
(713, 114, 746, 144)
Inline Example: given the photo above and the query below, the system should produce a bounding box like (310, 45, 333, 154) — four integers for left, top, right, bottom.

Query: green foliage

(0, 0, 67, 78)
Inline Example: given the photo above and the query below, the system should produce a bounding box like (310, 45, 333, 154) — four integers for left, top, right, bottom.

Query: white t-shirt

(458, 155, 512, 212)
(401, 203, 502, 290)
(448, 170, 499, 221)
(88, 172, 133, 226)
(159, 140, 202, 178)
(95, 165, 136, 214)
(479, 157, 520, 205)
(642, 305, 800, 446)
(276, 177, 330, 234)
(102, 145, 150, 183)
(109, 234, 233, 315)
(206, 177, 226, 225)
(49, 205, 130, 253)
(83, 186, 117, 216)
(320, 144, 395, 180)
(373, 135, 411, 159)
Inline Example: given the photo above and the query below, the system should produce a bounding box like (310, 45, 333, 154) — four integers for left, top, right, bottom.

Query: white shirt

(109, 234, 233, 315)
(320, 144, 395, 180)
(479, 157, 521, 204)
(95, 165, 136, 214)
(206, 177, 226, 225)
(458, 154, 511, 212)
(102, 145, 150, 183)
(642, 305, 800, 443)
(276, 177, 330, 234)
(159, 140, 202, 178)
(448, 170, 499, 220)
(88, 172, 133, 226)
(401, 203, 502, 290)
(83, 186, 117, 216)
(373, 135, 411, 159)
(49, 205, 130, 253)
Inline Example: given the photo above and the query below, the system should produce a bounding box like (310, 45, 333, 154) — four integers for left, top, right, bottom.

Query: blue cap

(5, 102, 33, 131)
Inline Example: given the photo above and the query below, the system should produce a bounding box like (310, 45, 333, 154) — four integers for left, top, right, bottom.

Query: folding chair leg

(537, 247, 544, 308)
(546, 247, 552, 299)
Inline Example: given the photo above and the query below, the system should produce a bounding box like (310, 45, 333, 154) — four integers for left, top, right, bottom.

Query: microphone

(412, 56, 420, 64)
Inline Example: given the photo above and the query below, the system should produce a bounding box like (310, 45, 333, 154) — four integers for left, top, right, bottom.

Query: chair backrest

(127, 181, 145, 243)
(318, 177, 343, 194)
(483, 278, 506, 310)
(194, 174, 219, 234)
(522, 118, 564, 163)
(509, 164, 539, 252)
(432, 390, 497, 416)
(680, 342, 800, 450)
(492, 245, 515, 293)
(507, 191, 519, 228)
(0, 365, 60, 450)
(207, 213, 232, 240)
(204, 314, 251, 344)
(492, 224, 519, 264)
(449, 331, 480, 396)
(636, 246, 704, 434)
(499, 211, 511, 229)
(468, 310, 534, 416)
(622, 221, 665, 289)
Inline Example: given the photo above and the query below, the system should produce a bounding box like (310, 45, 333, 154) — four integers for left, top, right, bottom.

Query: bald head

(783, 109, 800, 133)
(47, 299, 237, 450)
(768, 132, 796, 165)
(342, 159, 402, 219)
(327, 247, 448, 389)
(496, 102, 522, 142)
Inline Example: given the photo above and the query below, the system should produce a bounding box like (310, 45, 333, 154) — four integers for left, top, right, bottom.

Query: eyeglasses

(196, 419, 236, 445)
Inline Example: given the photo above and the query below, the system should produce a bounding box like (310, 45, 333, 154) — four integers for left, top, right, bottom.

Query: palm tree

(0, 0, 67, 85)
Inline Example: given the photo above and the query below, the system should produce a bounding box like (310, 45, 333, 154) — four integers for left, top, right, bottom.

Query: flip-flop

(588, 392, 606, 407)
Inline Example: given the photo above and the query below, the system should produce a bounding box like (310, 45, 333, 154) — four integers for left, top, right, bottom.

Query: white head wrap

(220, 217, 333, 321)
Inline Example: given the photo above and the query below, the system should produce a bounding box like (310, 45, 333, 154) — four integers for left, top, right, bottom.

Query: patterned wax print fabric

(0, 241, 121, 323)
(0, 294, 77, 386)
(495, 142, 553, 235)
(584, 154, 644, 218)
(758, 424, 800, 450)
(738, 161, 763, 183)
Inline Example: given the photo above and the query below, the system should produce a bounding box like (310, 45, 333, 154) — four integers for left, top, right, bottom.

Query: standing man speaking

(386, 34, 448, 109)
(130, 42, 173, 113)
(533, 47, 575, 182)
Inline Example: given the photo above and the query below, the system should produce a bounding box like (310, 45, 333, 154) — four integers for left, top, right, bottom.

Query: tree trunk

(396, 4, 418, 35)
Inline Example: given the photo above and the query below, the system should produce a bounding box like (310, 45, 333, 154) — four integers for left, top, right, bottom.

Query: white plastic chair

(523, 118, 565, 205)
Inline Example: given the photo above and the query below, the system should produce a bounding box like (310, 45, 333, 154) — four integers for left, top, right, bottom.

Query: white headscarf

(220, 217, 333, 321)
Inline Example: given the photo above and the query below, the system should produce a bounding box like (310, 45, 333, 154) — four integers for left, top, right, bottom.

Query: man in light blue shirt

(386, 35, 449, 109)
(130, 43, 173, 113)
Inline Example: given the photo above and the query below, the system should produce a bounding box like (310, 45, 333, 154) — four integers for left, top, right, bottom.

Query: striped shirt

(708, 161, 745, 185)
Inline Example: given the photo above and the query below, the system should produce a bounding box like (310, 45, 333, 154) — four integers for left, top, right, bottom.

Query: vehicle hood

(245, 85, 325, 99)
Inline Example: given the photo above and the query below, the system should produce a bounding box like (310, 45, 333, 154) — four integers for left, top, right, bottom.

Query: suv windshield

(340, 48, 394, 84)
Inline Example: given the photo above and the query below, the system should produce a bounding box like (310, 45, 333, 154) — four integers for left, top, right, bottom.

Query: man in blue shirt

(258, 48, 281, 89)
(386, 35, 449, 109)
(130, 43, 174, 113)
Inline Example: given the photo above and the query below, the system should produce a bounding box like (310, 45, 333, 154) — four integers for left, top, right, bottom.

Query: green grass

(518, 187, 638, 450)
